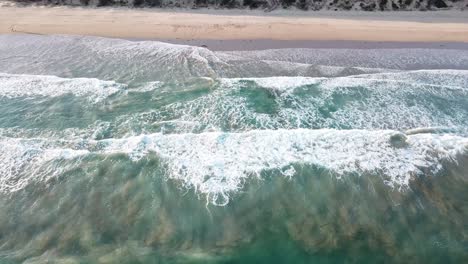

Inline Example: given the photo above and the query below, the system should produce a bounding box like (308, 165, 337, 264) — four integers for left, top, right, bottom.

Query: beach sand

(1, 6, 468, 43)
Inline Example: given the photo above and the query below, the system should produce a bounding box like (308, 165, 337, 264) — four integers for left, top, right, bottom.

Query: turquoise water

(0, 35, 467, 263)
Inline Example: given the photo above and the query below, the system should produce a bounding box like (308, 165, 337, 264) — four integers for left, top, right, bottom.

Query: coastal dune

(1, 7, 468, 42)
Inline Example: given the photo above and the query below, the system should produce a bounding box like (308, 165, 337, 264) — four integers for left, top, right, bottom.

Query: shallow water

(0, 35, 467, 263)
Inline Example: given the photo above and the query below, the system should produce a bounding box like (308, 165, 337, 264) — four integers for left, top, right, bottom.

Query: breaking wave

(1, 129, 467, 205)
(0, 73, 124, 102)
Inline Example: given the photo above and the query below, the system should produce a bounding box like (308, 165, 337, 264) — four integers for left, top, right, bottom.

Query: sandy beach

(1, 7, 468, 42)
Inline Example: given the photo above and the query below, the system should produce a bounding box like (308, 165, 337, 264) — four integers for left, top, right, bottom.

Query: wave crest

(0, 73, 124, 103)
(1, 129, 466, 205)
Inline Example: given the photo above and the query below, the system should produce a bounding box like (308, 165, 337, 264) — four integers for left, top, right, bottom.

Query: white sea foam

(223, 70, 468, 92)
(129, 81, 164, 93)
(0, 137, 88, 193)
(352, 69, 468, 88)
(98, 129, 467, 205)
(320, 70, 468, 92)
(2, 129, 465, 205)
(0, 73, 124, 102)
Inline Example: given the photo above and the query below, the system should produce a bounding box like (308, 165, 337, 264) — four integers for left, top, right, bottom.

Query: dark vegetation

(8, 0, 467, 10)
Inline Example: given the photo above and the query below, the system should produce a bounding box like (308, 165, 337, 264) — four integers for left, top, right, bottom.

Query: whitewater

(0, 35, 467, 263)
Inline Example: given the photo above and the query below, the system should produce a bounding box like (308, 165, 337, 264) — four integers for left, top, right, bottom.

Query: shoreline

(1, 7, 468, 42)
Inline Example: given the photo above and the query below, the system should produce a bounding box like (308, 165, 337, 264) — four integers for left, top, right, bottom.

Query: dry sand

(1, 7, 468, 42)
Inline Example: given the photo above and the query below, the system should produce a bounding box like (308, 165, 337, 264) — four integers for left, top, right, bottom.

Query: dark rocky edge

(7, 0, 468, 11)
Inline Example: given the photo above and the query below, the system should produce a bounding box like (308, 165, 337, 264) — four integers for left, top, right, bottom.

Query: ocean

(0, 34, 467, 263)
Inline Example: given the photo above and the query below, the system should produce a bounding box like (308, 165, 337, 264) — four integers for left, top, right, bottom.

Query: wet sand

(1, 6, 468, 42)
(140, 39, 468, 51)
